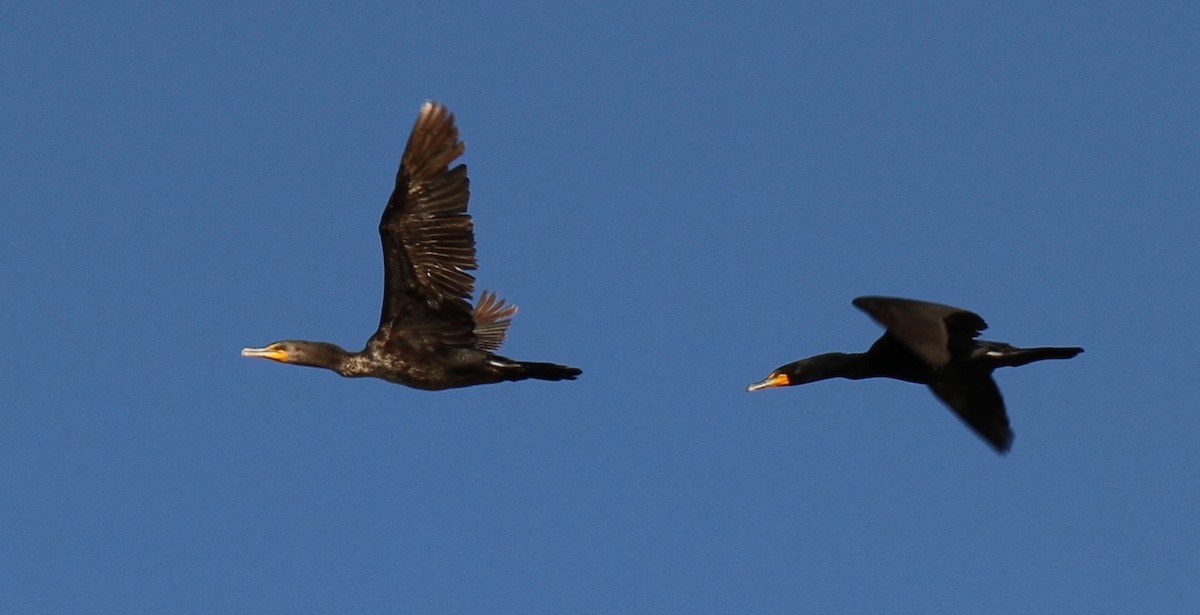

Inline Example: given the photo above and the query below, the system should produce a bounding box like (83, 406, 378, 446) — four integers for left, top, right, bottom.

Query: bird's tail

(499, 359, 582, 383)
(993, 346, 1083, 368)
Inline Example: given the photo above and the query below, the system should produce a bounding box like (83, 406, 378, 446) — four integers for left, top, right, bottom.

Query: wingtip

(995, 437, 1014, 455)
(415, 100, 454, 129)
(988, 429, 1014, 455)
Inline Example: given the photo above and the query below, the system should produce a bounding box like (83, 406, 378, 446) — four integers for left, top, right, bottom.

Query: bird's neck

(291, 341, 357, 374)
(819, 352, 875, 380)
(783, 352, 874, 384)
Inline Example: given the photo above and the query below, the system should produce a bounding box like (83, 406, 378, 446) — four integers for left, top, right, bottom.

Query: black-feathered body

(242, 102, 581, 389)
(747, 296, 1082, 453)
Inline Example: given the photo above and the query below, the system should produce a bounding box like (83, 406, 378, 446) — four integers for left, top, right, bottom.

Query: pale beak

(241, 345, 288, 362)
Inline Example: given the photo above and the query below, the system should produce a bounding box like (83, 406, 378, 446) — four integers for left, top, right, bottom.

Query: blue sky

(3, 2, 1198, 612)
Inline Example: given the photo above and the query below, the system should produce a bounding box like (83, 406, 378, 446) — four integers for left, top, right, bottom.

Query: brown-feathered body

(242, 102, 581, 389)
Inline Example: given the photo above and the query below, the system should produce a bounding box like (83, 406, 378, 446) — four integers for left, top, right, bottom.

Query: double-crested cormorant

(746, 296, 1082, 453)
(242, 102, 581, 390)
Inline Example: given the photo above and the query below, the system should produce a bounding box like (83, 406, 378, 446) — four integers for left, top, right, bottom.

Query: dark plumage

(746, 296, 1082, 453)
(242, 102, 581, 390)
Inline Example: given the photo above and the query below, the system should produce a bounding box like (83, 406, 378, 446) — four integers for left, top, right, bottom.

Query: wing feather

(928, 376, 1014, 453)
(853, 296, 988, 368)
(378, 102, 477, 331)
(472, 290, 518, 352)
(374, 102, 482, 353)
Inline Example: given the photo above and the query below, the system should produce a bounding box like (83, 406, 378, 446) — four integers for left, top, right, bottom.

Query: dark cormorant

(746, 296, 1082, 453)
(241, 102, 581, 390)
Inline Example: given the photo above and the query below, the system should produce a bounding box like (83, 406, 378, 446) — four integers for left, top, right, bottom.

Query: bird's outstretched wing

(853, 296, 988, 368)
(378, 101, 477, 325)
(928, 376, 1014, 453)
(471, 290, 517, 352)
(371, 102, 479, 353)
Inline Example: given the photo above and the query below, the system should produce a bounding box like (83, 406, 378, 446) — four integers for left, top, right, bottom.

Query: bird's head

(240, 340, 349, 369)
(746, 353, 854, 391)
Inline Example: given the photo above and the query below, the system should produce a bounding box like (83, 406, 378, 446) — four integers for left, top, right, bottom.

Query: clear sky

(4, 2, 1198, 613)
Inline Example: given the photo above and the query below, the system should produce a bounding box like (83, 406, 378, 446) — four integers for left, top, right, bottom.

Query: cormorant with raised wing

(242, 102, 581, 390)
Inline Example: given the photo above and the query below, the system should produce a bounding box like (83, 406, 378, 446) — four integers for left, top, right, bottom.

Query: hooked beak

(746, 373, 790, 392)
(241, 345, 288, 362)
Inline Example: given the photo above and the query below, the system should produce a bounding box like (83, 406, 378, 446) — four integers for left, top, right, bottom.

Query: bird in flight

(747, 296, 1082, 453)
(242, 102, 581, 390)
